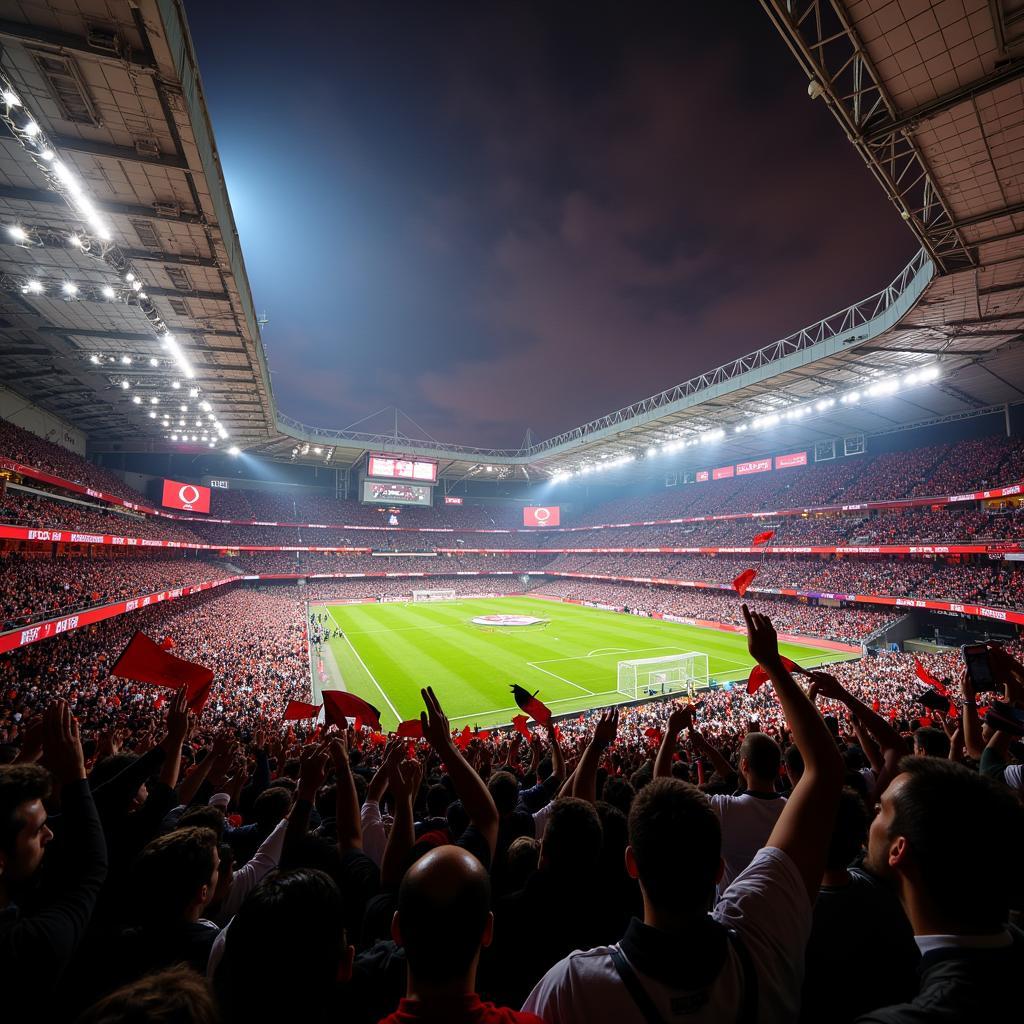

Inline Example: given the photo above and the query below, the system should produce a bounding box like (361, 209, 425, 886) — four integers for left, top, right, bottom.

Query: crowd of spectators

(2, 588, 1021, 1022)
(0, 555, 231, 630)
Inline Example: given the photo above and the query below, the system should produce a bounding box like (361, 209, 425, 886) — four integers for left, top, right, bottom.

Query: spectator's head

(538, 798, 602, 878)
(783, 744, 804, 785)
(912, 726, 950, 759)
(867, 757, 1024, 933)
(215, 868, 351, 1022)
(505, 836, 540, 890)
(392, 846, 492, 993)
(738, 732, 780, 788)
(314, 782, 336, 821)
(74, 965, 218, 1024)
(826, 788, 868, 872)
(426, 784, 450, 819)
(0, 764, 52, 892)
(602, 777, 636, 817)
(627, 779, 723, 922)
(89, 753, 147, 811)
(176, 804, 225, 839)
(132, 826, 220, 925)
(487, 771, 520, 817)
(252, 787, 292, 832)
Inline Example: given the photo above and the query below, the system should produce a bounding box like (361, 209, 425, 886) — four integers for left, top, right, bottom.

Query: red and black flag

(322, 690, 381, 731)
(913, 657, 948, 696)
(112, 631, 214, 712)
(512, 714, 532, 740)
(511, 684, 551, 724)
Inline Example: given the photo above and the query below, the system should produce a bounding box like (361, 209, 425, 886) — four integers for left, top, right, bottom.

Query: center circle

(471, 614, 548, 627)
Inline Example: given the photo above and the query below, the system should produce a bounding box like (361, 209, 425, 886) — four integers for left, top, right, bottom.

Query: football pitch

(310, 597, 858, 731)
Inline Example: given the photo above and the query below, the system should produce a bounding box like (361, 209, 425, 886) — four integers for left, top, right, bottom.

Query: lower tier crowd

(1, 581, 1021, 1023)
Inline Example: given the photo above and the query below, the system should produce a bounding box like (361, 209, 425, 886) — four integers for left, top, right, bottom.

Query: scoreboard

(367, 454, 437, 484)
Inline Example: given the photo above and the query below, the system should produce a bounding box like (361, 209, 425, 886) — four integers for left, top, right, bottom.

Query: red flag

(512, 714, 531, 740)
(751, 530, 775, 547)
(644, 727, 662, 745)
(111, 632, 213, 712)
(747, 655, 804, 694)
(914, 658, 947, 696)
(872, 699, 880, 713)
(283, 699, 322, 721)
(321, 690, 381, 731)
(553, 725, 563, 743)
(455, 725, 472, 750)
(732, 568, 757, 597)
(353, 716, 363, 733)
(511, 684, 551, 725)
(396, 719, 423, 738)
(159, 636, 175, 650)
(477, 730, 490, 741)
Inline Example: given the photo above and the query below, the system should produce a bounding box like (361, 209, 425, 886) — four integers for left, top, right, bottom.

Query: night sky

(184, 1, 917, 449)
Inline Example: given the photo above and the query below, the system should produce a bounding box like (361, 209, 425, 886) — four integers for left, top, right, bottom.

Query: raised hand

(297, 742, 329, 802)
(41, 699, 85, 784)
(594, 707, 619, 746)
(419, 686, 453, 751)
(666, 703, 694, 734)
(388, 754, 423, 805)
(808, 671, 846, 704)
(742, 603, 780, 668)
(161, 686, 192, 752)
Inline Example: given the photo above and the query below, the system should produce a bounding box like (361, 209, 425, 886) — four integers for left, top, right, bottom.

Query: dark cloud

(185, 1, 916, 447)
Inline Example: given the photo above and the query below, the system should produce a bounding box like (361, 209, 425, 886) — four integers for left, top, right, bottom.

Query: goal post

(412, 589, 458, 603)
(617, 652, 709, 700)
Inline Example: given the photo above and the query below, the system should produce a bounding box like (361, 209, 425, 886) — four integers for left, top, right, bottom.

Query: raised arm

(380, 756, 422, 887)
(545, 721, 565, 786)
(959, 668, 985, 761)
(329, 736, 362, 851)
(654, 705, 693, 779)
(743, 605, 844, 900)
(687, 726, 734, 783)
(572, 707, 618, 805)
(157, 686, 193, 791)
(420, 686, 499, 859)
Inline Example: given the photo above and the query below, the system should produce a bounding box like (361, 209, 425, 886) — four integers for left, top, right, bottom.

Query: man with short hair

(857, 756, 1024, 1022)
(523, 605, 845, 1023)
(0, 700, 107, 1011)
(382, 845, 542, 1024)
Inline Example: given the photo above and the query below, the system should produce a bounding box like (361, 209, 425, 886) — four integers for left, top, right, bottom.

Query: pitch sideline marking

(447, 688, 623, 723)
(326, 607, 403, 724)
(528, 661, 596, 695)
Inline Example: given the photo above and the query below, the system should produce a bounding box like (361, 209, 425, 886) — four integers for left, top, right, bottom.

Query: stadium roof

(0, 0, 1020, 486)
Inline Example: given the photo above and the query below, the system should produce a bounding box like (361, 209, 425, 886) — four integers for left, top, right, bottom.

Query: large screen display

(361, 480, 433, 507)
(162, 479, 211, 514)
(367, 454, 438, 484)
(523, 506, 560, 527)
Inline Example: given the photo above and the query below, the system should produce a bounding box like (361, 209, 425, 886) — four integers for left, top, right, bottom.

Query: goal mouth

(470, 614, 550, 629)
(617, 651, 709, 700)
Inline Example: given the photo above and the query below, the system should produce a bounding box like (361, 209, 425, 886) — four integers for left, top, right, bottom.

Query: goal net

(412, 589, 458, 603)
(617, 652, 709, 700)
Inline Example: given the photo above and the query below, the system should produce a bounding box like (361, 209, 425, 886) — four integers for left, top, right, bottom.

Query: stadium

(0, 2, 1022, 1022)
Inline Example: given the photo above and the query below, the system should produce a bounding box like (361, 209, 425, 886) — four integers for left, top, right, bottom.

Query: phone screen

(963, 645, 997, 692)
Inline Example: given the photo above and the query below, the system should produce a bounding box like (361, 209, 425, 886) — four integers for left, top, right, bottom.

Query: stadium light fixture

(2, 89, 21, 106)
(132, 395, 141, 404)
(120, 380, 130, 390)
(171, 380, 180, 389)
(61, 281, 78, 295)
(646, 447, 657, 457)
(150, 396, 159, 405)
(6, 225, 27, 241)
(89, 353, 100, 364)
(149, 411, 156, 419)
(188, 387, 199, 398)
(26, 279, 43, 294)
(228, 446, 240, 456)
(22, 120, 39, 137)
(149, 357, 158, 367)
(171, 434, 178, 441)
(120, 355, 131, 364)
(102, 285, 116, 299)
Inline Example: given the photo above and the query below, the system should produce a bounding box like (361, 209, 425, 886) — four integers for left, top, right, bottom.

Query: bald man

(382, 846, 541, 1024)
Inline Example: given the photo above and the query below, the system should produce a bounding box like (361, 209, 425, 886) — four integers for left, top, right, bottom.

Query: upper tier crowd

(1, 586, 1021, 1023)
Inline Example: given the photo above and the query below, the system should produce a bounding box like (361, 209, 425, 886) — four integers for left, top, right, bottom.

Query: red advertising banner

(736, 458, 771, 476)
(444, 496, 464, 505)
(695, 470, 709, 482)
(775, 451, 808, 469)
(712, 466, 735, 480)
(523, 506, 560, 527)
(162, 479, 211, 514)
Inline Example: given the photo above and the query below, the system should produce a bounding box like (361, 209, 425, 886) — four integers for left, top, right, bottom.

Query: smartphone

(962, 643, 999, 693)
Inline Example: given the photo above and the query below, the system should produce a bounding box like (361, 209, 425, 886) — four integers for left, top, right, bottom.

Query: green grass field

(310, 597, 858, 731)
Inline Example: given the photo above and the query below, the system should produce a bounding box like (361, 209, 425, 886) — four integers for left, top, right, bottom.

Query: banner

(162, 479, 211, 514)
(695, 470, 709, 482)
(712, 466, 734, 480)
(523, 506, 560, 527)
(444, 496, 464, 505)
(775, 451, 808, 469)
(736, 458, 771, 476)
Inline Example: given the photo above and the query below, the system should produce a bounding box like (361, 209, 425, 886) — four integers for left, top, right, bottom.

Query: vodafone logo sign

(523, 505, 560, 527)
(161, 479, 211, 514)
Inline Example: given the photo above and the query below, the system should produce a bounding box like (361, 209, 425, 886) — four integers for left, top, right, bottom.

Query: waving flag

(322, 690, 381, 731)
(914, 658, 948, 696)
(751, 530, 775, 547)
(732, 568, 757, 598)
(112, 632, 213, 712)
(511, 684, 551, 724)
(512, 714, 532, 740)
(283, 699, 322, 721)
(747, 655, 805, 695)
(396, 719, 424, 738)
